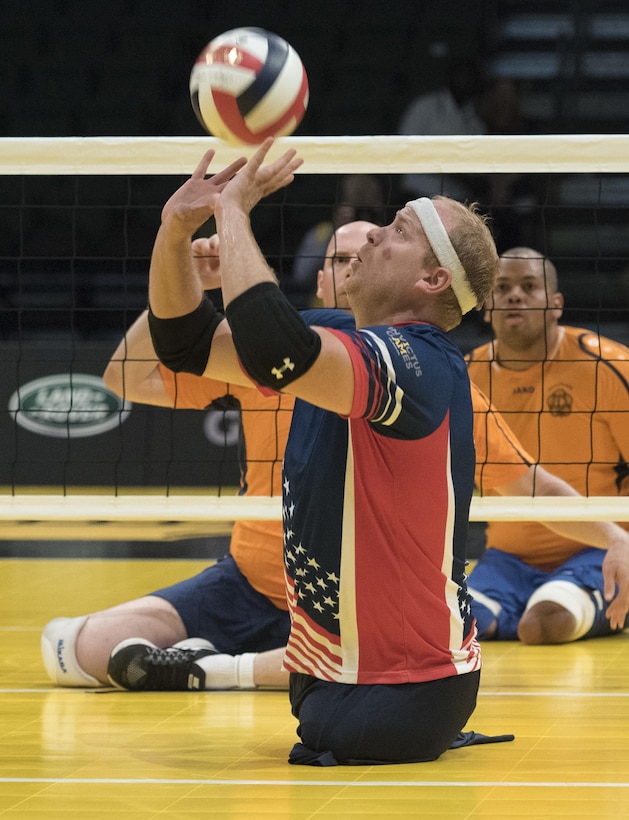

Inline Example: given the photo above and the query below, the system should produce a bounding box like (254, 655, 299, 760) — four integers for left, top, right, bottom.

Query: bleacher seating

(1, 0, 628, 335)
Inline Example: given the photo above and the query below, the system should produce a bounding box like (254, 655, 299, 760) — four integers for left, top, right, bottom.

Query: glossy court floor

(1, 556, 628, 818)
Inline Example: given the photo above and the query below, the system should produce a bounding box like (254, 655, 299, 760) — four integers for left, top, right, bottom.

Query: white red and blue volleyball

(190, 27, 309, 145)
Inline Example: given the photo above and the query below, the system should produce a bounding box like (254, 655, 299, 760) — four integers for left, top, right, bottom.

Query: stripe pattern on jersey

(282, 311, 480, 685)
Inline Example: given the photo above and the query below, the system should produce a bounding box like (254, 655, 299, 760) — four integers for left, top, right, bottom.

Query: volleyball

(189, 27, 309, 146)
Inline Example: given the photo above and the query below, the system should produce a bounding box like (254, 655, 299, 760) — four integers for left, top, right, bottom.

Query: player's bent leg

(78, 595, 188, 683)
(43, 596, 188, 686)
(202, 646, 289, 689)
(253, 647, 289, 688)
(41, 616, 101, 687)
(518, 580, 605, 644)
(102, 555, 292, 692)
(517, 600, 577, 644)
(107, 637, 217, 690)
(467, 548, 542, 640)
(107, 642, 288, 691)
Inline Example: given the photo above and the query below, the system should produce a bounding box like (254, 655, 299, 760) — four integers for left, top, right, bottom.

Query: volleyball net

(1, 134, 629, 538)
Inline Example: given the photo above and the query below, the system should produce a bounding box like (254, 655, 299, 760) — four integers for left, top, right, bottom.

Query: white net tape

(2, 134, 629, 175)
(0, 494, 628, 525)
(1, 135, 628, 531)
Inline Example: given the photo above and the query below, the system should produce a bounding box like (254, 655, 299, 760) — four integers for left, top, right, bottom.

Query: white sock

(197, 652, 257, 690)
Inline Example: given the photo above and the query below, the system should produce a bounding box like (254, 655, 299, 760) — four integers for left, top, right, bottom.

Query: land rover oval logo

(8, 374, 131, 438)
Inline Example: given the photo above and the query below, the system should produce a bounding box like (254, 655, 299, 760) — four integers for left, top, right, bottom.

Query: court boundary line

(2, 687, 629, 697)
(0, 777, 627, 788)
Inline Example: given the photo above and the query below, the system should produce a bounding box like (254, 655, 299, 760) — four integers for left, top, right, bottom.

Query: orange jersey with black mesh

(160, 365, 293, 609)
(471, 382, 532, 492)
(467, 326, 629, 570)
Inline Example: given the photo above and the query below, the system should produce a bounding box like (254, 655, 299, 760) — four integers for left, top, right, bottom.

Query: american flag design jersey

(282, 309, 481, 685)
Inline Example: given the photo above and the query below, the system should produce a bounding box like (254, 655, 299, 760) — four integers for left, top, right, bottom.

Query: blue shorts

(151, 554, 290, 655)
(468, 547, 611, 640)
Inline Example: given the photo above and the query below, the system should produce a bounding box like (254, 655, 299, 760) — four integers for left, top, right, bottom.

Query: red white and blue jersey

(282, 309, 481, 685)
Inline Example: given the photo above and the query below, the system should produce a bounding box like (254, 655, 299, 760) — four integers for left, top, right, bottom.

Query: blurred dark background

(4, 0, 488, 139)
(1, 0, 629, 557)
(2, 0, 628, 139)
(2, 0, 629, 338)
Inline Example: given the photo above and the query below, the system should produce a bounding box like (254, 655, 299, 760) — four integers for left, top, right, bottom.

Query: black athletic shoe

(107, 638, 217, 691)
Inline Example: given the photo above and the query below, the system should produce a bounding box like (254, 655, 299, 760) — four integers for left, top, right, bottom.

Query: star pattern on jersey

(282, 472, 341, 634)
(458, 581, 473, 625)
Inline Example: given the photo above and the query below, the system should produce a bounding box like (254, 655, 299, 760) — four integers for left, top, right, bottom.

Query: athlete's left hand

(602, 536, 629, 629)
(192, 235, 221, 290)
(217, 137, 303, 216)
(160, 150, 247, 238)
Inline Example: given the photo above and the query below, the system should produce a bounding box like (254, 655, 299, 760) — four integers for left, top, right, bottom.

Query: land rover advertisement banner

(1, 341, 240, 490)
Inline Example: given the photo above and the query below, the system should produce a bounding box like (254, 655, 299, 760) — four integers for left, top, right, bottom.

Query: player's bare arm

(103, 311, 172, 407)
(148, 150, 247, 320)
(215, 139, 355, 415)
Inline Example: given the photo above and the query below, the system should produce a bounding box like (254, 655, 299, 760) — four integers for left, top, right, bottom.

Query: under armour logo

(271, 358, 295, 380)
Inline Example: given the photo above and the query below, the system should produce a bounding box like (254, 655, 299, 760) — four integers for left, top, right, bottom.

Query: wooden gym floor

(1, 556, 628, 818)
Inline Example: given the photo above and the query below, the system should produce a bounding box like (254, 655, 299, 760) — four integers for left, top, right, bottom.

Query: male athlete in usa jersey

(282, 308, 478, 686)
(147, 141, 500, 764)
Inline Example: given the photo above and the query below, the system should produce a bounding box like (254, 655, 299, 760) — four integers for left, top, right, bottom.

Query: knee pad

(524, 580, 596, 641)
(41, 616, 100, 687)
(468, 587, 501, 639)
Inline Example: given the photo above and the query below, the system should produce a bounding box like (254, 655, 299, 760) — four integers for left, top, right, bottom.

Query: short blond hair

(425, 198, 499, 330)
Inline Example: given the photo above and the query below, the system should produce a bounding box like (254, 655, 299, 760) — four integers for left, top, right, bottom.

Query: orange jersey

(467, 326, 629, 569)
(471, 383, 531, 492)
(160, 365, 293, 609)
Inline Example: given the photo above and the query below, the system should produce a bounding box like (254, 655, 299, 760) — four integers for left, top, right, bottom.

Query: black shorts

(289, 669, 481, 765)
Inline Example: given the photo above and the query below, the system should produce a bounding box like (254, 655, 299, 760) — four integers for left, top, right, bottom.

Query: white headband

(406, 197, 478, 315)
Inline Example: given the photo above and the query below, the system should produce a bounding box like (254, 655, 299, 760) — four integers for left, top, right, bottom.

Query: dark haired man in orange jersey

(467, 247, 629, 644)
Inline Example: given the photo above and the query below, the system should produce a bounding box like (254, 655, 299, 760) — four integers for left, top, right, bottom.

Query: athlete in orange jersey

(159, 367, 291, 610)
(41, 232, 629, 690)
(467, 247, 629, 644)
(41, 227, 369, 690)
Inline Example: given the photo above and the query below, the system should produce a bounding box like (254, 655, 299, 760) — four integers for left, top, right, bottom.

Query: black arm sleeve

(148, 296, 224, 376)
(225, 282, 321, 388)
